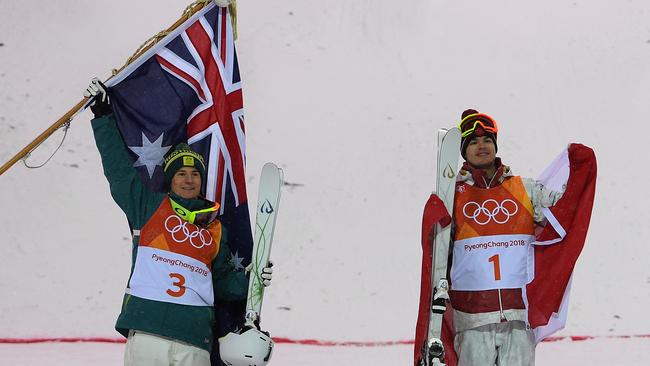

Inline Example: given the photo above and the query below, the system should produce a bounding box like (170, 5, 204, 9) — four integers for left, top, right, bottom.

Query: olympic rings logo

(164, 215, 213, 249)
(462, 199, 519, 225)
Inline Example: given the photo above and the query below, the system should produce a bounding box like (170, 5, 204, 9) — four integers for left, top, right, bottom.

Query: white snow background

(1, 0, 649, 365)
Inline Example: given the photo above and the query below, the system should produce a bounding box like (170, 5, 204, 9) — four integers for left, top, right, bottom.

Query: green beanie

(163, 143, 206, 188)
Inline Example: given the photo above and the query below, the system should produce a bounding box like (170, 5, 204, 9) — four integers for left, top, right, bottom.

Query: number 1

(488, 254, 501, 281)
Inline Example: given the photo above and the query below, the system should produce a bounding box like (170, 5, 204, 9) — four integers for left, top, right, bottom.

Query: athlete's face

(465, 135, 496, 170)
(171, 167, 202, 199)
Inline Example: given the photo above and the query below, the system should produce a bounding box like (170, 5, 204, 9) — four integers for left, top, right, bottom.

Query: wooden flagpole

(0, 0, 220, 176)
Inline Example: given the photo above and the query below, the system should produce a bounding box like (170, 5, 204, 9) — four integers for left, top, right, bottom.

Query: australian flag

(104, 3, 251, 364)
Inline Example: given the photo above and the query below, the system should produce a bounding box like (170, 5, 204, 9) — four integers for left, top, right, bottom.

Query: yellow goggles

(458, 113, 499, 138)
(170, 198, 220, 226)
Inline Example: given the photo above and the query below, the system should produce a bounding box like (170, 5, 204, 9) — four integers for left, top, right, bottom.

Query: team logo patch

(183, 156, 195, 166)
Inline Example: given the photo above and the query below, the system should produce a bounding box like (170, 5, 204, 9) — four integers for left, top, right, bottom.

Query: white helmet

(219, 327, 274, 366)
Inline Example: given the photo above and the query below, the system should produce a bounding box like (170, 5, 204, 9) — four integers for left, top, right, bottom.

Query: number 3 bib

(450, 177, 535, 291)
(128, 198, 221, 306)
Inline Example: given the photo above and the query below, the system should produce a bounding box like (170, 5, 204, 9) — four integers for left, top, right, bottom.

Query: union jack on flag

(106, 2, 246, 209)
(103, 3, 252, 363)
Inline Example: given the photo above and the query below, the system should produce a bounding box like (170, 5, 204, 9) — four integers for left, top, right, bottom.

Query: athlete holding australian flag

(84, 79, 273, 366)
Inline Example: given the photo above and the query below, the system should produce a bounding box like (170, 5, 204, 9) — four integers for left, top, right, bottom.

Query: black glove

(83, 77, 112, 117)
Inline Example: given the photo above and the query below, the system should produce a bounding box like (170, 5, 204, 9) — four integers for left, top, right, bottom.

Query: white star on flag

(229, 251, 246, 271)
(128, 132, 172, 178)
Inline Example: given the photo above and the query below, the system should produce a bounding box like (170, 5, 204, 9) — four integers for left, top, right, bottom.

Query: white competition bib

(450, 234, 534, 291)
(129, 246, 214, 306)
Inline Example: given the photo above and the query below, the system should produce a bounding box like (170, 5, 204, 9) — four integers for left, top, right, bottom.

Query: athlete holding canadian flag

(450, 109, 563, 365)
(415, 109, 597, 366)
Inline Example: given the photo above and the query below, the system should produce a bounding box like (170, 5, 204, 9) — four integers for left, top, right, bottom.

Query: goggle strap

(169, 198, 220, 224)
(460, 120, 499, 137)
(458, 114, 498, 137)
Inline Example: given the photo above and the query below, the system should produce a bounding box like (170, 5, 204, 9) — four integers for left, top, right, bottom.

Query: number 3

(488, 254, 501, 281)
(167, 273, 186, 297)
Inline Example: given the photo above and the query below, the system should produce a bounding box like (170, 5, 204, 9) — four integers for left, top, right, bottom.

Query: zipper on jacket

(483, 171, 497, 189)
(497, 288, 506, 322)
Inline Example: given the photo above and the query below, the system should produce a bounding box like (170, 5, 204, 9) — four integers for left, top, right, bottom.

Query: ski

(219, 163, 282, 366)
(245, 162, 283, 325)
(421, 127, 461, 366)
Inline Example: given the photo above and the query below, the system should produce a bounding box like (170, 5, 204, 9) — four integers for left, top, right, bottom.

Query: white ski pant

(124, 330, 210, 366)
(454, 321, 535, 366)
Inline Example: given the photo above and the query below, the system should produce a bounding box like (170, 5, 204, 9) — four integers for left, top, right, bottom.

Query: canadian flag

(525, 143, 597, 342)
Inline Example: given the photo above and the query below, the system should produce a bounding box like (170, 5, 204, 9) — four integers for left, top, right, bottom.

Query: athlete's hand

(261, 261, 273, 287)
(427, 193, 452, 228)
(83, 77, 112, 117)
(246, 260, 273, 287)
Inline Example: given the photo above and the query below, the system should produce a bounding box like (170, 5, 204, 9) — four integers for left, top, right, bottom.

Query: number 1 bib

(450, 177, 535, 291)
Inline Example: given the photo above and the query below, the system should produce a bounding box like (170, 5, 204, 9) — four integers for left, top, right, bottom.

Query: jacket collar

(458, 157, 513, 188)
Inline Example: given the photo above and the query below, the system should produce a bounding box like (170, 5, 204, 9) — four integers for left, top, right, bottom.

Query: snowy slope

(1, 0, 649, 364)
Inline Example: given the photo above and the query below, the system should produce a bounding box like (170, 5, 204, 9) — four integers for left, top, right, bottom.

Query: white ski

(422, 127, 461, 366)
(245, 162, 283, 325)
(219, 163, 282, 366)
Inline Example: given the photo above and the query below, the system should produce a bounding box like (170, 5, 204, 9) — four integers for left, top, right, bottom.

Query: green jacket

(91, 114, 248, 351)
